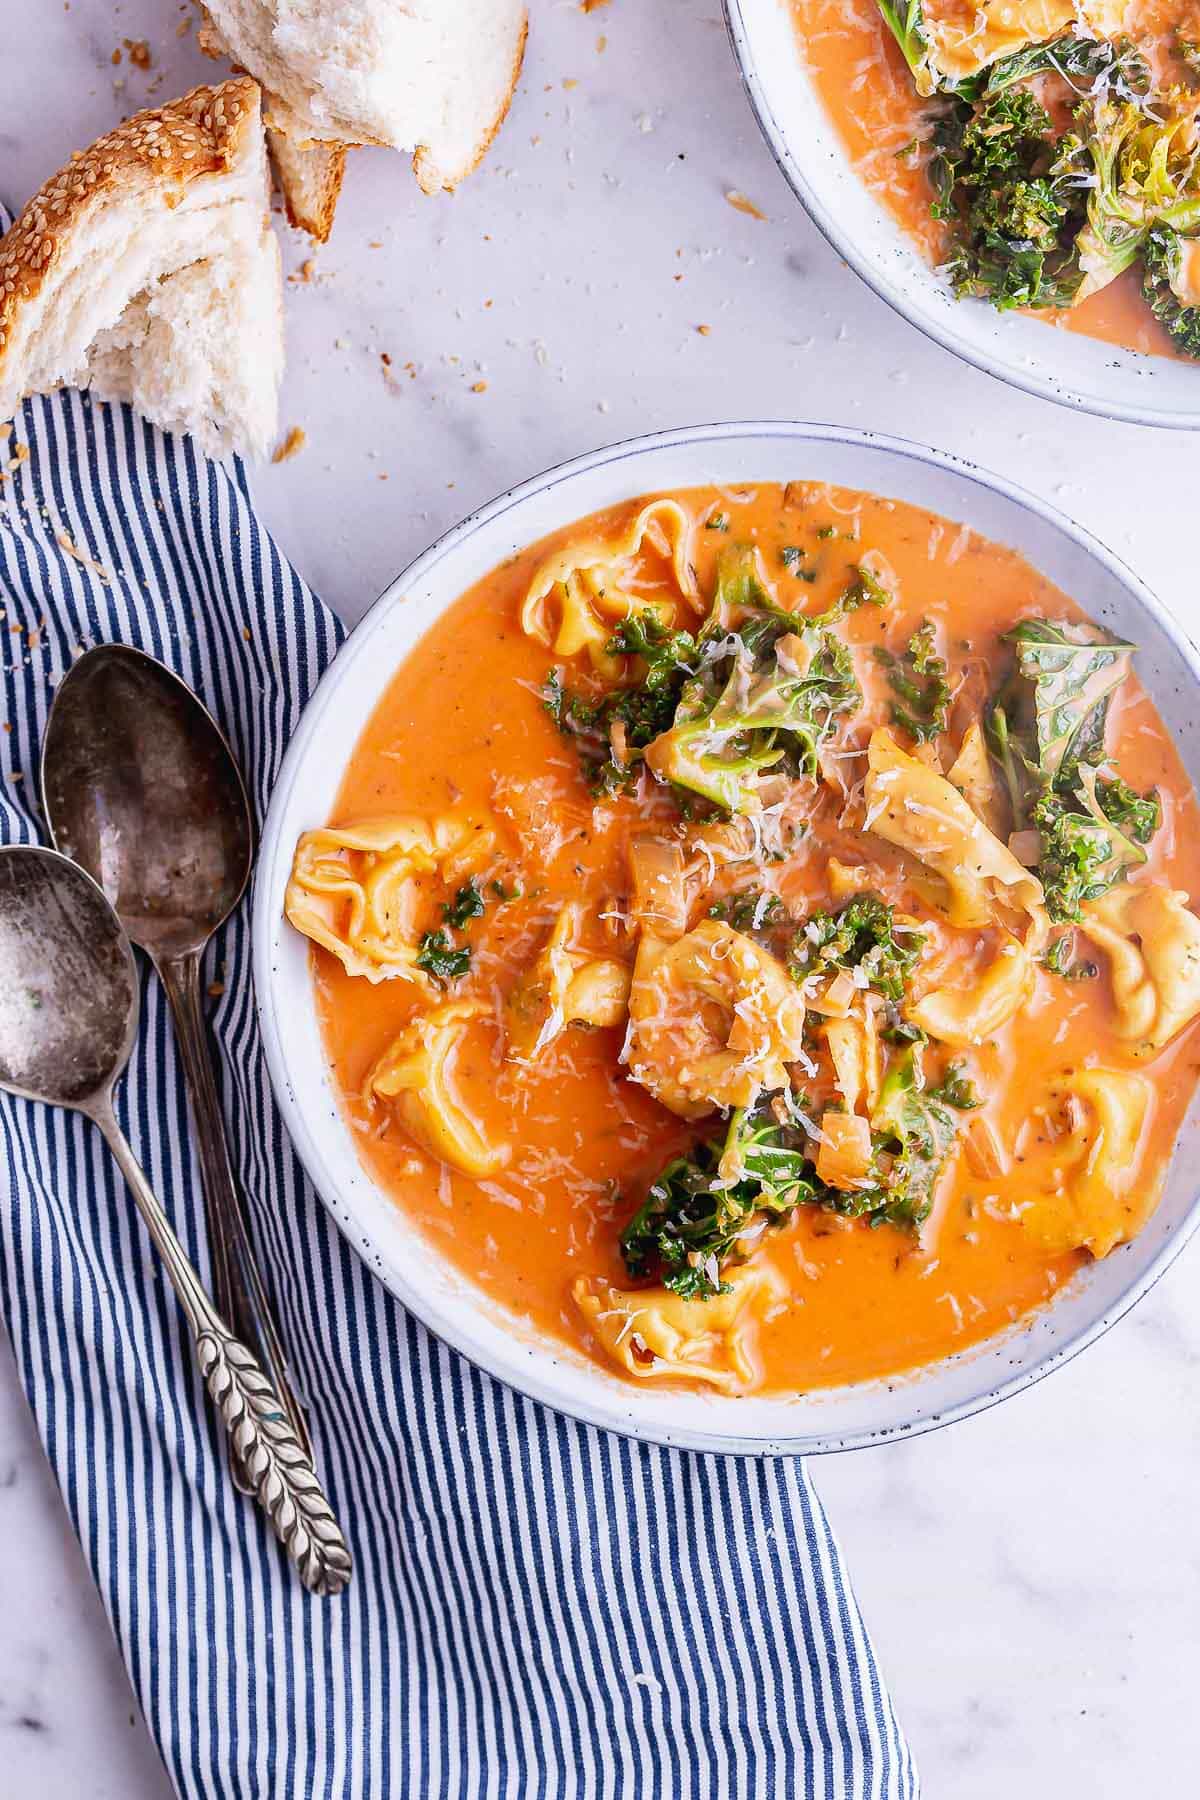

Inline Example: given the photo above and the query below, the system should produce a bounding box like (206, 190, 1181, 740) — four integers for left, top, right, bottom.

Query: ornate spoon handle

(91, 1095, 353, 1596)
(156, 945, 315, 1493)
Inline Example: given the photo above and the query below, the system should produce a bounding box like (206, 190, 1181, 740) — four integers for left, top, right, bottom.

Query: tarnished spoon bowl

(41, 644, 251, 958)
(0, 844, 138, 1107)
(41, 644, 313, 1475)
(0, 846, 350, 1594)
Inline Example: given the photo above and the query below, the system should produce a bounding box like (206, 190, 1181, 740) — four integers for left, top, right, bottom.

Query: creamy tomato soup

(286, 484, 1200, 1395)
(791, 0, 1200, 360)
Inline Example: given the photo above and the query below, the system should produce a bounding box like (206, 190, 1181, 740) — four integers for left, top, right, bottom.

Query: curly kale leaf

(1032, 794, 1113, 922)
(620, 1099, 816, 1298)
(542, 614, 697, 795)
(608, 612, 699, 691)
(1032, 770, 1157, 922)
(1143, 225, 1200, 359)
(1091, 770, 1160, 845)
(873, 622, 951, 743)
(932, 90, 1088, 310)
(789, 893, 924, 1004)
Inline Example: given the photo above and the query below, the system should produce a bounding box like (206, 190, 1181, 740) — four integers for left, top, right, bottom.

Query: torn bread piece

(265, 108, 349, 243)
(199, 0, 527, 236)
(0, 79, 283, 460)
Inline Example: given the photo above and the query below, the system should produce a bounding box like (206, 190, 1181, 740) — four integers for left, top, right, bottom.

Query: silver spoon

(0, 845, 352, 1595)
(40, 644, 312, 1489)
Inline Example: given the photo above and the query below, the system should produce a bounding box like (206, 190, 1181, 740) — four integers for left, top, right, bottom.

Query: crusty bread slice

(200, 0, 527, 208)
(0, 79, 283, 460)
(265, 117, 348, 243)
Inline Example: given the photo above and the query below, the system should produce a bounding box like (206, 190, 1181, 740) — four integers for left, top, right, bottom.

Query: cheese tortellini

(573, 1262, 785, 1392)
(1022, 1068, 1157, 1258)
(946, 721, 1005, 837)
(1081, 883, 1200, 1058)
(520, 498, 700, 675)
(507, 903, 631, 1060)
(909, 933, 1034, 1048)
(865, 729, 1046, 936)
(286, 815, 493, 985)
(627, 920, 808, 1119)
(366, 1001, 508, 1178)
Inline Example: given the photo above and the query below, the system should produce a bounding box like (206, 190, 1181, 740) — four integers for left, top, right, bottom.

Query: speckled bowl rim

(723, 0, 1200, 431)
(253, 422, 1200, 1456)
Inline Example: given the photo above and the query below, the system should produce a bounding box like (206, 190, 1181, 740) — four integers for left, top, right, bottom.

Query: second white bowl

(725, 0, 1200, 429)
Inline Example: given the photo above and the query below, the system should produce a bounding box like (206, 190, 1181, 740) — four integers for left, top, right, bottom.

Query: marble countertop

(4, 1, 1199, 1794)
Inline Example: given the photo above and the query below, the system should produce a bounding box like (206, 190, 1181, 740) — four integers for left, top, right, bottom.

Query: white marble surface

(3, 1, 1200, 1794)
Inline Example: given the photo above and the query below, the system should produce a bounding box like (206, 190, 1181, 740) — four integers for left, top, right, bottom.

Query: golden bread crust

(0, 78, 262, 368)
(265, 124, 349, 243)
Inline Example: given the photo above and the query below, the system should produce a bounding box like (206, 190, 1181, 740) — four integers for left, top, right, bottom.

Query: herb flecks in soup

(792, 0, 1200, 358)
(287, 485, 1200, 1395)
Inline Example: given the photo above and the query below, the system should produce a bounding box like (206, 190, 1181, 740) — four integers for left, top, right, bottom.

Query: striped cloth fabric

(0, 255, 916, 1800)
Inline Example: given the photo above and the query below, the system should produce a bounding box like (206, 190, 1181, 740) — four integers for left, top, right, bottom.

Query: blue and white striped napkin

(0, 219, 916, 1800)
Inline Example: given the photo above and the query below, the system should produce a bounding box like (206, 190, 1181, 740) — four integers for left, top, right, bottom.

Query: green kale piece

(542, 613, 697, 796)
(983, 698, 1040, 831)
(873, 622, 950, 742)
(443, 878, 486, 929)
(874, 0, 935, 94)
(861, 1047, 978, 1229)
(708, 888, 790, 932)
(415, 929, 471, 983)
(1033, 793, 1114, 922)
(987, 619, 1158, 920)
(620, 1099, 816, 1298)
(779, 545, 811, 576)
(1007, 616, 1134, 789)
(847, 561, 893, 609)
(1091, 771, 1160, 845)
(931, 1059, 983, 1112)
(1042, 933, 1099, 980)
(1073, 98, 1200, 304)
(645, 546, 861, 814)
(788, 893, 924, 1004)
(1032, 770, 1157, 922)
(967, 33, 1150, 102)
(932, 90, 1087, 310)
(1143, 225, 1200, 359)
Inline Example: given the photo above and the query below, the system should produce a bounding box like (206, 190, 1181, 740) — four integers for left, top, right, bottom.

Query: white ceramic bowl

(725, 0, 1200, 429)
(253, 422, 1200, 1454)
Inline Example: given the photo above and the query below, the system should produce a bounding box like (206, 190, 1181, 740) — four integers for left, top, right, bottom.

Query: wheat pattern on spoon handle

(197, 1330, 353, 1596)
(93, 1098, 353, 1596)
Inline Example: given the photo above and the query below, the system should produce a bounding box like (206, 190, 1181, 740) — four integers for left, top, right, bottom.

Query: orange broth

(313, 482, 1200, 1393)
(791, 0, 1189, 359)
